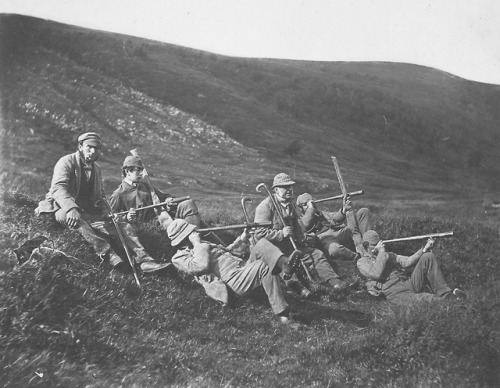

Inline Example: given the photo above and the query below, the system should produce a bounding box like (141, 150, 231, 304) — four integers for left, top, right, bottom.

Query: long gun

(114, 196, 191, 216)
(383, 232, 454, 244)
(313, 190, 364, 204)
(331, 156, 363, 247)
(197, 221, 273, 233)
(97, 198, 141, 290)
(241, 196, 257, 245)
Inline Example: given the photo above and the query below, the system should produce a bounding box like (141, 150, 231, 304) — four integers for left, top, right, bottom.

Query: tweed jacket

(36, 151, 105, 214)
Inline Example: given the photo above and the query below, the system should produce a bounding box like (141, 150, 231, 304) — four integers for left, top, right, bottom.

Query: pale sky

(2, 0, 500, 85)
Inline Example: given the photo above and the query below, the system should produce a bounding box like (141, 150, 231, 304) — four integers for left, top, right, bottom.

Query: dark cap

(78, 132, 102, 146)
(122, 155, 144, 169)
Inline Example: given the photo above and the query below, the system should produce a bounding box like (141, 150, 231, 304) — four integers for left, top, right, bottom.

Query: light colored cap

(363, 230, 381, 245)
(272, 173, 295, 188)
(77, 132, 102, 146)
(122, 155, 144, 169)
(296, 193, 313, 206)
(167, 219, 197, 246)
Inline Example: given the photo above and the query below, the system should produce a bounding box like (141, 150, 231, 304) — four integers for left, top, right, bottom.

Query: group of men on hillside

(35, 132, 466, 327)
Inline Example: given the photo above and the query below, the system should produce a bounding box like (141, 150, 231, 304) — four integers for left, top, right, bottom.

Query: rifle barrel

(383, 232, 454, 244)
(114, 196, 191, 216)
(197, 221, 272, 233)
(313, 190, 364, 204)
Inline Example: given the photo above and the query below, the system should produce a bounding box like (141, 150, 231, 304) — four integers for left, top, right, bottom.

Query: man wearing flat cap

(253, 173, 354, 296)
(36, 132, 170, 273)
(357, 230, 466, 304)
(109, 155, 201, 227)
(166, 218, 301, 327)
(296, 192, 372, 262)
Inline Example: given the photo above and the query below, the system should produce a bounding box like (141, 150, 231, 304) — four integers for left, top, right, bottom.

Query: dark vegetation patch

(1, 190, 499, 387)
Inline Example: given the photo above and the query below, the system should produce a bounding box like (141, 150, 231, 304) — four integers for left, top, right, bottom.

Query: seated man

(166, 219, 301, 326)
(109, 155, 201, 227)
(254, 173, 354, 295)
(296, 193, 372, 261)
(35, 132, 169, 273)
(357, 230, 466, 304)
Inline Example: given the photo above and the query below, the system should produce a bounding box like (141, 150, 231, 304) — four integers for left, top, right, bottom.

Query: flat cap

(363, 230, 381, 245)
(78, 132, 102, 146)
(296, 193, 313, 206)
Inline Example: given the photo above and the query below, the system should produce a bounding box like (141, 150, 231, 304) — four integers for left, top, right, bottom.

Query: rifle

(383, 232, 454, 244)
(97, 198, 141, 290)
(114, 196, 191, 216)
(197, 221, 273, 233)
(130, 149, 165, 217)
(331, 156, 363, 247)
(313, 190, 364, 204)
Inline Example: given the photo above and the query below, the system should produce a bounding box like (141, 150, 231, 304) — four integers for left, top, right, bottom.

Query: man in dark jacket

(35, 132, 169, 273)
(109, 155, 201, 227)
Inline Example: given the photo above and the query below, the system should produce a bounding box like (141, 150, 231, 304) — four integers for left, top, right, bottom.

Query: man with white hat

(36, 132, 170, 273)
(167, 218, 301, 326)
(109, 155, 201, 227)
(253, 173, 353, 295)
(357, 230, 466, 304)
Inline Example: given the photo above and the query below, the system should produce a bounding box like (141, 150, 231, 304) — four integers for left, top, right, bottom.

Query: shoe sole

(141, 263, 172, 273)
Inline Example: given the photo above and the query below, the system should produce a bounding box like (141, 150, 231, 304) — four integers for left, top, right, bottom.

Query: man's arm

(396, 238, 434, 268)
(357, 252, 390, 280)
(50, 155, 79, 213)
(253, 199, 284, 243)
(299, 201, 318, 230)
(171, 243, 211, 276)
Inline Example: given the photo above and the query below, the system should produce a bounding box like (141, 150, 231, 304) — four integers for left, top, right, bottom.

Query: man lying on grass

(166, 219, 302, 327)
(357, 230, 466, 304)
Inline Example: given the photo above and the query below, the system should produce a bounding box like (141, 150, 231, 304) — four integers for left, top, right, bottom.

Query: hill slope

(1, 14, 499, 211)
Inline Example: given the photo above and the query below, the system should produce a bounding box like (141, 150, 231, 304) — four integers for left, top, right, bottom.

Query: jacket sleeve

(109, 187, 128, 221)
(253, 200, 284, 243)
(357, 252, 390, 280)
(50, 156, 78, 213)
(395, 248, 424, 268)
(171, 243, 211, 275)
(300, 207, 317, 231)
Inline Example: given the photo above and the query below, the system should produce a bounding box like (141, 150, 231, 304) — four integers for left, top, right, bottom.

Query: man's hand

(239, 228, 251, 243)
(342, 196, 352, 214)
(126, 207, 137, 223)
(66, 208, 81, 229)
(282, 226, 293, 238)
(164, 197, 174, 212)
(188, 231, 202, 246)
(423, 238, 435, 253)
(306, 200, 315, 210)
(374, 240, 385, 255)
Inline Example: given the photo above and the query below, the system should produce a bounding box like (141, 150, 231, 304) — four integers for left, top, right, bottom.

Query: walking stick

(256, 183, 312, 281)
(331, 156, 364, 248)
(98, 198, 141, 290)
(241, 196, 257, 246)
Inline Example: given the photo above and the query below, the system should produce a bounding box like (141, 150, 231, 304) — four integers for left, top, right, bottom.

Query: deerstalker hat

(296, 193, 313, 206)
(167, 219, 197, 247)
(77, 132, 102, 146)
(272, 173, 295, 188)
(122, 155, 144, 169)
(363, 230, 381, 245)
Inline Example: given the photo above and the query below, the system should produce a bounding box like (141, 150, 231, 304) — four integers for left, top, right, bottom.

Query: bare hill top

(1, 14, 499, 211)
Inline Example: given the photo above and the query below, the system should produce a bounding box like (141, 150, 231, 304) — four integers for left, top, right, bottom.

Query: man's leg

(303, 247, 340, 284)
(224, 261, 289, 315)
(409, 252, 451, 297)
(320, 233, 357, 261)
(175, 199, 201, 227)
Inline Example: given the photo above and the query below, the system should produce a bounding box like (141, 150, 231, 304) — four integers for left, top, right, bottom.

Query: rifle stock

(383, 232, 454, 244)
(197, 221, 272, 233)
(313, 190, 364, 204)
(114, 196, 191, 216)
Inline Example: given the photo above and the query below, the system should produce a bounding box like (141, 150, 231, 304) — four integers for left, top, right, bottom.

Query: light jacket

(36, 151, 105, 214)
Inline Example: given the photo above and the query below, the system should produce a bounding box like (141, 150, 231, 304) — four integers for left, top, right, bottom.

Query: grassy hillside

(1, 14, 500, 213)
(1, 13, 500, 388)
